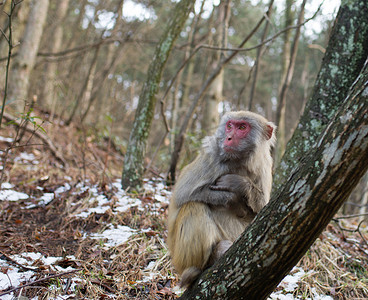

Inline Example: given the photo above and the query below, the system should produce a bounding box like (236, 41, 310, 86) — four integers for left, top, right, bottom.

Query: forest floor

(0, 112, 367, 299)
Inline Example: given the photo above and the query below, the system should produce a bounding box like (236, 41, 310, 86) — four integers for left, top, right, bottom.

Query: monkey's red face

(224, 120, 251, 151)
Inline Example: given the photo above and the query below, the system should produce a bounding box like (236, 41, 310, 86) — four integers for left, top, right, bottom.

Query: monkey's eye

(238, 124, 247, 130)
(227, 123, 232, 129)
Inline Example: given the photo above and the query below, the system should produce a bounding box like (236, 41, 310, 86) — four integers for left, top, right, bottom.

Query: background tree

(7, 0, 49, 110)
(40, 0, 70, 114)
(121, 0, 196, 190)
(201, 0, 231, 136)
(273, 0, 294, 164)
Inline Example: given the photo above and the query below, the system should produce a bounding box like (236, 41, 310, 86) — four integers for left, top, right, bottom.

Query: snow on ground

(89, 224, 136, 247)
(269, 267, 333, 300)
(0, 151, 335, 299)
(0, 252, 77, 300)
(0, 182, 29, 201)
(0, 153, 172, 298)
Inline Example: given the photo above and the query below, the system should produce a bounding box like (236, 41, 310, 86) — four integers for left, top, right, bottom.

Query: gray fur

(173, 110, 275, 210)
(168, 111, 276, 288)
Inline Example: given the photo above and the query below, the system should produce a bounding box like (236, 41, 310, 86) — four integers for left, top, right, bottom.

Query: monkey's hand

(210, 174, 266, 213)
(210, 174, 246, 193)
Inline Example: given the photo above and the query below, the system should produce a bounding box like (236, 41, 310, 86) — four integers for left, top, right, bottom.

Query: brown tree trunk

(275, 0, 305, 166)
(247, 5, 273, 111)
(8, 0, 49, 110)
(80, 0, 126, 124)
(66, 46, 100, 126)
(170, 0, 205, 153)
(41, 0, 70, 114)
(202, 0, 231, 136)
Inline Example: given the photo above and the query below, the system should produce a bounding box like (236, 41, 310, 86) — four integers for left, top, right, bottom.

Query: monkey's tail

(180, 266, 202, 288)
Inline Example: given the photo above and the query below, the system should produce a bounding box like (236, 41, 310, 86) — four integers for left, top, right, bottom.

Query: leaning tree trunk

(181, 54, 368, 300)
(8, 0, 49, 111)
(273, 0, 368, 190)
(121, 0, 196, 190)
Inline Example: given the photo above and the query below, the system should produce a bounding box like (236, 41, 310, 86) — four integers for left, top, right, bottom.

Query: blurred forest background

(1, 0, 367, 213)
(1, 1, 368, 298)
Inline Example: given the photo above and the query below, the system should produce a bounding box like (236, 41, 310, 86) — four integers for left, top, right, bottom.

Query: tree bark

(181, 56, 368, 300)
(202, 0, 231, 136)
(8, 0, 49, 110)
(247, 4, 273, 111)
(273, 0, 368, 190)
(66, 46, 100, 125)
(273, 0, 294, 165)
(121, 0, 196, 190)
(80, 0, 126, 124)
(41, 0, 70, 113)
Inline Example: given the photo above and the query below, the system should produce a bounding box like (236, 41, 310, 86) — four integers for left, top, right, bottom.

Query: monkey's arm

(189, 184, 238, 206)
(174, 177, 238, 207)
(210, 174, 267, 213)
(173, 156, 238, 207)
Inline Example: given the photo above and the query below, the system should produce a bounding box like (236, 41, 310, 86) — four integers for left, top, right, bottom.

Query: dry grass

(295, 222, 368, 299)
(0, 113, 367, 299)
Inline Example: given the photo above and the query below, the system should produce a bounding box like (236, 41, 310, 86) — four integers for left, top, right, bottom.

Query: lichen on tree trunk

(121, 0, 196, 190)
(273, 0, 368, 191)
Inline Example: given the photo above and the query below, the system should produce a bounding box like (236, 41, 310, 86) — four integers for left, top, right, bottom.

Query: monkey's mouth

(223, 145, 236, 152)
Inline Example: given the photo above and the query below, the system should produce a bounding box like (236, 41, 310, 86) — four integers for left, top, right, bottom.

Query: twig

(0, 251, 39, 272)
(332, 218, 368, 248)
(334, 213, 368, 220)
(2, 112, 67, 166)
(0, 268, 81, 297)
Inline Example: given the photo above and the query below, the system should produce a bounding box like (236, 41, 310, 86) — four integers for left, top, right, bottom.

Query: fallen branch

(2, 112, 67, 167)
(0, 268, 81, 297)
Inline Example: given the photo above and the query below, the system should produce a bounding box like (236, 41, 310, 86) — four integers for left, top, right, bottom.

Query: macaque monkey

(167, 111, 276, 287)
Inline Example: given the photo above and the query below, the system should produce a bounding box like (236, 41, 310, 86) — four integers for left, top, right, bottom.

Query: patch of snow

(0, 266, 34, 299)
(14, 152, 39, 164)
(269, 267, 333, 300)
(75, 194, 110, 217)
(0, 136, 14, 142)
(143, 179, 171, 203)
(283, 268, 306, 292)
(112, 180, 143, 212)
(141, 261, 157, 282)
(1, 182, 14, 189)
(114, 194, 142, 212)
(39, 193, 54, 205)
(0, 252, 77, 299)
(0, 189, 29, 201)
(55, 183, 71, 194)
(89, 225, 136, 247)
(26, 192, 55, 209)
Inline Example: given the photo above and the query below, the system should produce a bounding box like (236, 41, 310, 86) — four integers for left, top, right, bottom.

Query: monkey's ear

(266, 124, 274, 140)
